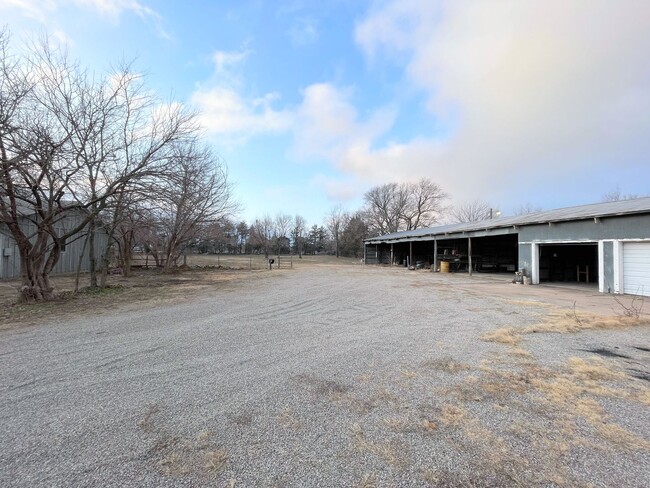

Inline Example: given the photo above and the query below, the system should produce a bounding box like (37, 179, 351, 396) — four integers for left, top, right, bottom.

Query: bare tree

(251, 215, 274, 258)
(0, 31, 199, 300)
(450, 200, 493, 223)
(513, 202, 543, 216)
(326, 205, 348, 258)
(154, 142, 235, 271)
(273, 213, 292, 255)
(0, 32, 83, 301)
(363, 183, 401, 235)
(601, 187, 644, 202)
(291, 215, 306, 258)
(363, 178, 447, 235)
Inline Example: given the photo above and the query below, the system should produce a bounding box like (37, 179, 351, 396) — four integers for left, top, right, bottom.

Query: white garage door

(623, 242, 650, 296)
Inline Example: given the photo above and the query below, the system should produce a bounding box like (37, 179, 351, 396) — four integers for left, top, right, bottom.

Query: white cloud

(1, 0, 169, 38)
(1, 0, 156, 20)
(192, 48, 292, 143)
(212, 48, 251, 73)
(0, 0, 56, 22)
(287, 17, 318, 46)
(75, 0, 155, 20)
(192, 87, 291, 139)
(352, 0, 650, 203)
(310, 174, 363, 203)
(291, 83, 396, 168)
(52, 28, 74, 46)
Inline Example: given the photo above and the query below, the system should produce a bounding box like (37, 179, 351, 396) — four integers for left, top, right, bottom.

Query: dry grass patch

(381, 417, 408, 432)
(567, 357, 626, 381)
(481, 310, 649, 354)
(137, 406, 230, 478)
(421, 357, 470, 374)
(276, 409, 302, 430)
(371, 387, 400, 406)
(438, 404, 467, 426)
(480, 327, 521, 345)
(157, 452, 190, 476)
(356, 473, 378, 488)
(204, 449, 228, 472)
(525, 310, 650, 335)
(421, 419, 438, 432)
(507, 299, 553, 308)
(351, 423, 408, 470)
(596, 423, 650, 451)
(399, 369, 418, 379)
(510, 347, 533, 359)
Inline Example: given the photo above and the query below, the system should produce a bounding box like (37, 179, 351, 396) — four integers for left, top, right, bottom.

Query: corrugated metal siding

(0, 214, 108, 280)
(1, 230, 19, 280)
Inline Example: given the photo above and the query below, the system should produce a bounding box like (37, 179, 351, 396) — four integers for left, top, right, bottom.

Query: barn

(0, 209, 109, 280)
(364, 197, 650, 297)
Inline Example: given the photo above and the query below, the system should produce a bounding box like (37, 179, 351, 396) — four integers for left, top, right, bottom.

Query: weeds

(613, 294, 644, 318)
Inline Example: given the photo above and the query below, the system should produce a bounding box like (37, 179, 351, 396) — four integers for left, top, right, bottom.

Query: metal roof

(365, 197, 650, 243)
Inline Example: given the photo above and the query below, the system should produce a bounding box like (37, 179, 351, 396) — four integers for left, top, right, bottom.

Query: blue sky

(2, 0, 649, 226)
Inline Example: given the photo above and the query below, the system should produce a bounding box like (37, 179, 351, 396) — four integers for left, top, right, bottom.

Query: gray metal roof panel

(365, 197, 650, 243)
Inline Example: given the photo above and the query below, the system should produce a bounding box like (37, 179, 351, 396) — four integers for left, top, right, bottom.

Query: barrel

(440, 261, 450, 273)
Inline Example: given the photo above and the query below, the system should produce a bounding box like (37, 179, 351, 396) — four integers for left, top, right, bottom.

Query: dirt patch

(0, 267, 266, 330)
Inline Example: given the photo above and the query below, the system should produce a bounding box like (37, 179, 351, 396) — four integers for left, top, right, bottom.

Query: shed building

(364, 197, 650, 297)
(0, 209, 108, 280)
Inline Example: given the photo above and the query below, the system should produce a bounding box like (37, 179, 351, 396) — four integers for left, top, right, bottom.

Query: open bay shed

(364, 197, 650, 297)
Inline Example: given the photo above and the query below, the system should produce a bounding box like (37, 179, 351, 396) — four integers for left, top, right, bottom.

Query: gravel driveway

(1, 265, 649, 487)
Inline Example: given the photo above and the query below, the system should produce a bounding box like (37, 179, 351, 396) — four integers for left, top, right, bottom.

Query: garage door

(623, 242, 650, 296)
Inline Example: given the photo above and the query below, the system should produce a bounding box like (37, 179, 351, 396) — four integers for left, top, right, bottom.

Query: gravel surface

(1, 265, 649, 487)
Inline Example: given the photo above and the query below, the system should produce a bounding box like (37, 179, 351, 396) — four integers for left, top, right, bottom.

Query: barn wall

(0, 214, 109, 280)
(518, 243, 533, 276)
(518, 214, 650, 242)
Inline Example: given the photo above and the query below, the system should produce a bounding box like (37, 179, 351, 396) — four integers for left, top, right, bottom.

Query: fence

(276, 255, 293, 269)
(130, 253, 294, 271)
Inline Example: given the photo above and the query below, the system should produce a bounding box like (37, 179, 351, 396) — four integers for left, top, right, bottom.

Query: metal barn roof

(365, 197, 650, 243)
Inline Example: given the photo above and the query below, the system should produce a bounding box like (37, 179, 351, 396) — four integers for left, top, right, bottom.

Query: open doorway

(539, 243, 598, 283)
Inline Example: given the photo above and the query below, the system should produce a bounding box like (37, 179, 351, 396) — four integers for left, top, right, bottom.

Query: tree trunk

(123, 250, 132, 277)
(74, 231, 90, 292)
(18, 247, 58, 303)
(88, 217, 98, 288)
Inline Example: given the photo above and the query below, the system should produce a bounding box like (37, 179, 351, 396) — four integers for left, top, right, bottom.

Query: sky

(2, 0, 650, 226)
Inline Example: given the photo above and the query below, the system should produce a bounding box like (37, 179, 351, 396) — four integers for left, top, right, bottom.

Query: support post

(531, 243, 540, 284)
(409, 241, 413, 269)
(390, 244, 394, 266)
(363, 243, 367, 264)
(433, 239, 438, 272)
(468, 237, 472, 276)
